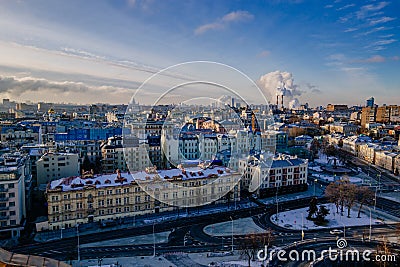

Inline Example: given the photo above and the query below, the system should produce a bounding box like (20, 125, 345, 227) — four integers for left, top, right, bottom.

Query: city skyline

(0, 0, 399, 106)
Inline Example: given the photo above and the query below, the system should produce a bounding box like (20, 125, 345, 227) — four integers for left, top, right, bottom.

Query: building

(45, 165, 240, 230)
(376, 105, 400, 124)
(374, 150, 398, 172)
(100, 136, 127, 173)
(36, 152, 80, 187)
(0, 154, 31, 239)
(361, 107, 377, 129)
(239, 154, 308, 198)
(394, 155, 400, 175)
(327, 104, 348, 112)
(366, 97, 375, 108)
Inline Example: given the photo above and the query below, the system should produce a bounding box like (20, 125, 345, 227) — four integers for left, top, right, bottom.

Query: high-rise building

(366, 97, 375, 108)
(361, 107, 377, 129)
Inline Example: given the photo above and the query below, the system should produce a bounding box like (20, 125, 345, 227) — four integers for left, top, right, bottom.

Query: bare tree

(356, 186, 374, 218)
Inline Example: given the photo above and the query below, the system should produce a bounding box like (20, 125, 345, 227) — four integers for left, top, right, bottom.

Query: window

(9, 192, 15, 198)
(8, 184, 14, 189)
(9, 202, 15, 207)
(10, 220, 16, 225)
(10, 211, 16, 216)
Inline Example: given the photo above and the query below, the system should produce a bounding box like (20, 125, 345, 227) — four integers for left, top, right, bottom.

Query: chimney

(276, 95, 279, 109)
(281, 95, 284, 110)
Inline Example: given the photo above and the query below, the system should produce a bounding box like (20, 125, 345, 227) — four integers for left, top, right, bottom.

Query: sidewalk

(35, 200, 257, 242)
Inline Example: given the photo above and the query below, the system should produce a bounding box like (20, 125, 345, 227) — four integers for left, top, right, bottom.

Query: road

(11, 195, 400, 262)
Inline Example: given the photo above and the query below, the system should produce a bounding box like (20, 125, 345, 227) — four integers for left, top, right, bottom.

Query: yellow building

(46, 165, 240, 230)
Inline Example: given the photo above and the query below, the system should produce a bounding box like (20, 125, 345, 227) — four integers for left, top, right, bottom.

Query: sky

(0, 0, 399, 107)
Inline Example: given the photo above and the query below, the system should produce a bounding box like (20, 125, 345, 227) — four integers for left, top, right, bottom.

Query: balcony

(0, 215, 9, 220)
(0, 188, 8, 193)
(0, 206, 9, 211)
(0, 197, 9, 202)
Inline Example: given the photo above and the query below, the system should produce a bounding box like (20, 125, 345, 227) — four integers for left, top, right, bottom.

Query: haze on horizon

(0, 0, 399, 107)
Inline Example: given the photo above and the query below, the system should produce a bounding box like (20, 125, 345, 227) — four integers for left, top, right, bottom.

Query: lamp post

(314, 179, 317, 196)
(275, 186, 279, 224)
(76, 224, 80, 265)
(377, 172, 382, 194)
(230, 216, 234, 252)
(301, 212, 304, 241)
(365, 206, 372, 241)
(152, 223, 156, 257)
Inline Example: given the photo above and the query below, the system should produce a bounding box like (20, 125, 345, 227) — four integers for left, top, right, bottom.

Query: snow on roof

(48, 166, 231, 192)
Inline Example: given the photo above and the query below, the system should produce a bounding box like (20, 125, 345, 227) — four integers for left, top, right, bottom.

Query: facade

(0, 154, 30, 238)
(361, 107, 377, 129)
(327, 104, 348, 112)
(46, 165, 240, 230)
(36, 152, 80, 186)
(101, 136, 127, 173)
(374, 150, 398, 172)
(239, 154, 308, 197)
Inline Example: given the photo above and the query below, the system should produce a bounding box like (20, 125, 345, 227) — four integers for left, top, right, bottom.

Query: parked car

(329, 229, 344, 235)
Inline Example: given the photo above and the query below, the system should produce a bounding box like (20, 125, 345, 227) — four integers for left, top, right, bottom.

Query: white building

(36, 152, 80, 186)
(0, 154, 30, 238)
(239, 154, 308, 197)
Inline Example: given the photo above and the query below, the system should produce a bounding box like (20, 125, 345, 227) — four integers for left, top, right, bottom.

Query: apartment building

(239, 154, 308, 197)
(0, 154, 30, 239)
(46, 165, 240, 230)
(36, 152, 80, 186)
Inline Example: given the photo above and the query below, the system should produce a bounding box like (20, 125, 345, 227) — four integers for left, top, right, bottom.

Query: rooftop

(48, 165, 232, 192)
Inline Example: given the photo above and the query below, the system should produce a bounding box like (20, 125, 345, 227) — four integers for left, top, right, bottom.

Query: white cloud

(195, 11, 253, 35)
(356, 1, 390, 19)
(336, 4, 356, 11)
(369, 16, 396, 25)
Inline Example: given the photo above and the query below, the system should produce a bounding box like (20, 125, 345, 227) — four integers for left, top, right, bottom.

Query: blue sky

(0, 0, 399, 106)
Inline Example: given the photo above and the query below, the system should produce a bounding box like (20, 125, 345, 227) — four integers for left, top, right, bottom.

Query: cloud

(336, 4, 356, 11)
(195, 11, 254, 35)
(392, 56, 400, 61)
(356, 1, 390, 19)
(373, 38, 397, 46)
(258, 50, 270, 58)
(360, 55, 386, 63)
(344, 27, 359, 32)
(0, 75, 132, 98)
(369, 16, 396, 25)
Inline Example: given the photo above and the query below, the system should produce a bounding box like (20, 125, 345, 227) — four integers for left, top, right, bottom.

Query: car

(330, 229, 344, 235)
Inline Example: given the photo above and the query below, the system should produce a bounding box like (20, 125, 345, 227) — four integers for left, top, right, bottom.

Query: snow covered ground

(81, 231, 170, 248)
(204, 217, 265, 237)
(270, 203, 389, 230)
(316, 174, 362, 184)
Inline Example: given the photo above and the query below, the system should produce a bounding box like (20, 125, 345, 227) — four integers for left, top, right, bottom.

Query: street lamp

(365, 206, 372, 241)
(301, 212, 304, 241)
(152, 223, 156, 257)
(76, 224, 80, 264)
(314, 179, 318, 196)
(377, 172, 382, 194)
(230, 216, 234, 252)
